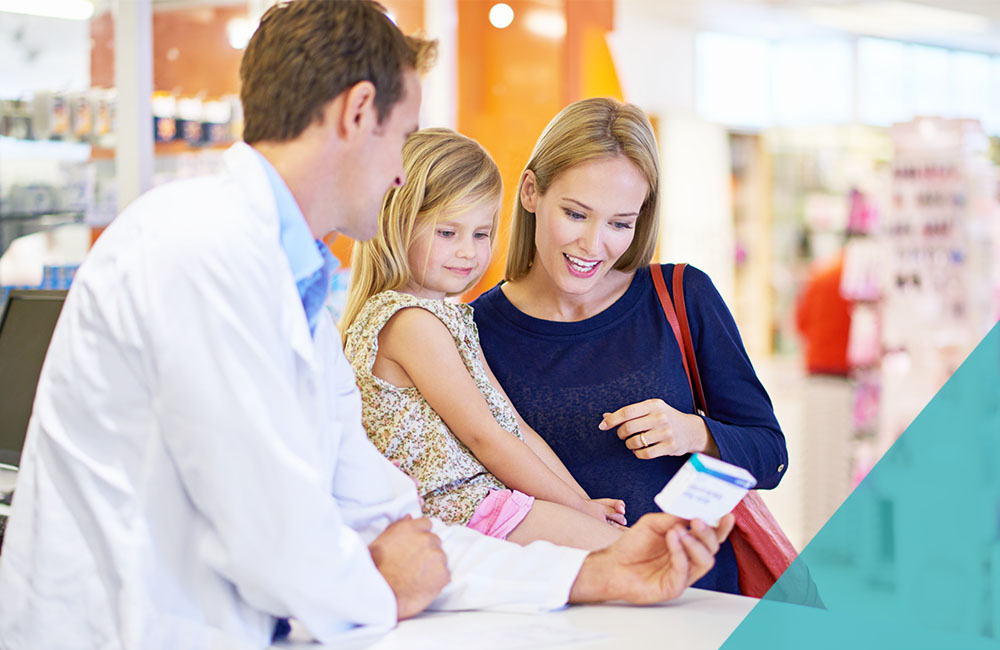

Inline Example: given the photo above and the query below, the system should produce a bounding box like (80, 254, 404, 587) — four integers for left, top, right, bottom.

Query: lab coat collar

(222, 142, 320, 371)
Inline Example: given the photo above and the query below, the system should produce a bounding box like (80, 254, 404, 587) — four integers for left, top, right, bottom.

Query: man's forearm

(568, 550, 618, 603)
(428, 520, 588, 612)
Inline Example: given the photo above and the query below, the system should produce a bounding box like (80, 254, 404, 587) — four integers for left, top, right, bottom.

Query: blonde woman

(341, 128, 627, 551)
(471, 98, 788, 594)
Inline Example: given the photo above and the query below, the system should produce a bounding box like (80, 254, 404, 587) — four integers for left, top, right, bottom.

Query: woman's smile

(563, 253, 602, 277)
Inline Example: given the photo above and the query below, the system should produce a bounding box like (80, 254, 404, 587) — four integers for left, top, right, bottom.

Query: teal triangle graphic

(722, 322, 1000, 649)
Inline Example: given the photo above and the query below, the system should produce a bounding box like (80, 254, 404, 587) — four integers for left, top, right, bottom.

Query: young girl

(340, 128, 625, 550)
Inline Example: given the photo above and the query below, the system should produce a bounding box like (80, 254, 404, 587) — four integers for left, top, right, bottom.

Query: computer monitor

(0, 290, 67, 467)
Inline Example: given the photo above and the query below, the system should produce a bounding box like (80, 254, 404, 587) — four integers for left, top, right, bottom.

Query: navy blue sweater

(471, 264, 788, 594)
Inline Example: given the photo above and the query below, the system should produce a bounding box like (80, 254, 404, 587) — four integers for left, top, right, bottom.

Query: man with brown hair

(0, 2, 731, 648)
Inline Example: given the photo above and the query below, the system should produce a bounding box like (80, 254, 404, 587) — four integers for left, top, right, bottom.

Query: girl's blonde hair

(505, 97, 660, 281)
(339, 128, 502, 341)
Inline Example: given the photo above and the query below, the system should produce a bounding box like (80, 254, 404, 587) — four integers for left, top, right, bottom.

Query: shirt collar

(251, 147, 340, 336)
(251, 146, 324, 285)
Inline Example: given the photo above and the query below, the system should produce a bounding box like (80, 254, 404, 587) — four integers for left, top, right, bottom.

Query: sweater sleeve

(676, 265, 788, 489)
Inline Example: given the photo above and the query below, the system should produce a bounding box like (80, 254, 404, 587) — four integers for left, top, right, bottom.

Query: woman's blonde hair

(505, 97, 660, 281)
(339, 127, 502, 341)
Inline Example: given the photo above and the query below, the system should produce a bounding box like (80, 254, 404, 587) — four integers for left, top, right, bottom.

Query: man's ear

(337, 80, 378, 139)
(520, 170, 539, 212)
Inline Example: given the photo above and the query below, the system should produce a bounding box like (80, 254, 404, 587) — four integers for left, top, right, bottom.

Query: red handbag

(650, 262, 797, 598)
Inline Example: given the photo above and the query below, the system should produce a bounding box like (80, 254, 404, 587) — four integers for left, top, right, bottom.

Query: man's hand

(568, 513, 734, 604)
(368, 515, 450, 620)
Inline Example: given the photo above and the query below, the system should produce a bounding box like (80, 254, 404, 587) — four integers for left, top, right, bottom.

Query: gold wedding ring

(639, 433, 648, 448)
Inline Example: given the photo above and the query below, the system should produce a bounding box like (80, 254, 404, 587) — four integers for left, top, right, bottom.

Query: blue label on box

(690, 454, 757, 489)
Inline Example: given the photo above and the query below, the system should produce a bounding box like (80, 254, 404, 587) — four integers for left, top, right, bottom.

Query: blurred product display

(0, 87, 241, 242)
(814, 117, 1000, 638)
(0, 100, 33, 140)
(0, 136, 91, 255)
(0, 88, 240, 149)
(878, 117, 1000, 456)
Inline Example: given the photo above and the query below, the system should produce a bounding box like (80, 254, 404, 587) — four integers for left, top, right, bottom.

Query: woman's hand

(599, 399, 719, 459)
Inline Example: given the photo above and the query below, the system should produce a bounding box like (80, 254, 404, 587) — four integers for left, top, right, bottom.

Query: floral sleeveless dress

(344, 290, 523, 525)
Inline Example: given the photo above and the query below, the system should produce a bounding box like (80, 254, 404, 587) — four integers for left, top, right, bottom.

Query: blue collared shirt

(252, 148, 340, 337)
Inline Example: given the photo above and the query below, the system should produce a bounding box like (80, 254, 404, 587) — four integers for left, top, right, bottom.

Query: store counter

(271, 587, 756, 650)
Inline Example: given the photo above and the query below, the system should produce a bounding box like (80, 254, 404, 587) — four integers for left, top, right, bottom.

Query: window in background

(987, 57, 1000, 136)
(857, 37, 911, 127)
(773, 38, 852, 126)
(910, 44, 955, 119)
(952, 51, 992, 126)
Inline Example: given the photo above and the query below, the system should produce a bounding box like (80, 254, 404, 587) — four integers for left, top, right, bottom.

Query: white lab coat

(0, 143, 586, 650)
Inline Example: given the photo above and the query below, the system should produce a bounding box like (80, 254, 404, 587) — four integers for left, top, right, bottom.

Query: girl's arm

(479, 350, 627, 526)
(377, 307, 606, 521)
(477, 349, 586, 499)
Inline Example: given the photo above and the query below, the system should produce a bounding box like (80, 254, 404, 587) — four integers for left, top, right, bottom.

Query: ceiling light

(0, 0, 94, 20)
(226, 17, 257, 50)
(489, 3, 514, 30)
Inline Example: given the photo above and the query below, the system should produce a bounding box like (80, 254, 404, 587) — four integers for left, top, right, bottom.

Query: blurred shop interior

(1, 0, 999, 570)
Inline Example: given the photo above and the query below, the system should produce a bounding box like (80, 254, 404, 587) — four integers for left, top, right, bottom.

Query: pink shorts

(466, 489, 535, 540)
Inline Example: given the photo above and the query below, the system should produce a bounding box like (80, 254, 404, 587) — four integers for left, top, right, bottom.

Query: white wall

(657, 115, 735, 307)
(610, 4, 735, 306)
(606, 17, 696, 117)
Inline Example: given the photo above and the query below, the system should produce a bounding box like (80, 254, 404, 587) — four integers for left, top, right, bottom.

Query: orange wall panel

(564, 0, 619, 102)
(459, 0, 566, 300)
(92, 7, 246, 96)
(90, 11, 113, 88)
(460, 0, 617, 300)
(580, 26, 623, 100)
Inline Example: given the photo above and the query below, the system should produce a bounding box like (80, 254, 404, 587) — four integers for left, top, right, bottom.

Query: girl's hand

(592, 498, 627, 526)
(599, 399, 719, 459)
(579, 498, 626, 526)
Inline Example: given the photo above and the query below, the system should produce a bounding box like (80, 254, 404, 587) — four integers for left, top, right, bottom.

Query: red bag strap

(650, 263, 693, 401)
(671, 263, 707, 416)
(653, 264, 798, 598)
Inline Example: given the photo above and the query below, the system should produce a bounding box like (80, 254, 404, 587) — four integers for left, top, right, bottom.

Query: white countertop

(272, 587, 757, 650)
(0, 461, 757, 647)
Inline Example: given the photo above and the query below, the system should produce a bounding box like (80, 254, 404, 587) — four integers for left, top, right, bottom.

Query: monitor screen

(0, 290, 66, 467)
